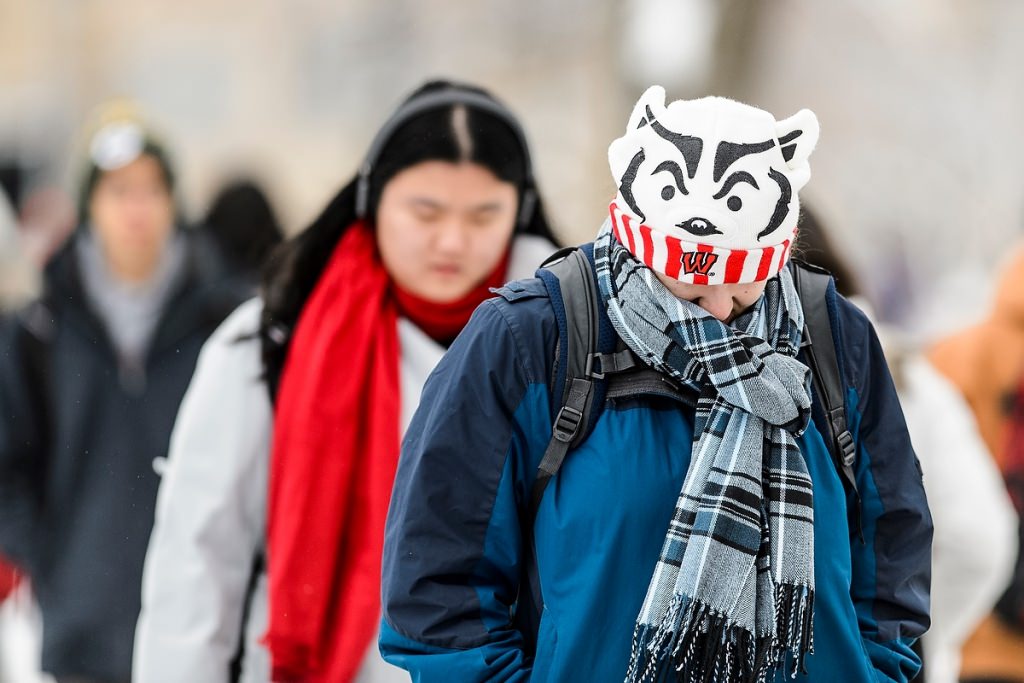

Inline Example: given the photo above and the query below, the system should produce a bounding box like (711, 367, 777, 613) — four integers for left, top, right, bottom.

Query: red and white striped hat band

(609, 201, 796, 286)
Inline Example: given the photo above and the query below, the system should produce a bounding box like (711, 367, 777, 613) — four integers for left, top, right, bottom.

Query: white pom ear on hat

(608, 136, 638, 191)
(625, 85, 666, 133)
(775, 109, 819, 170)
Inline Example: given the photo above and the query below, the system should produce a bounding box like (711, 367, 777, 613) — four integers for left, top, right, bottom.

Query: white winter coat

(132, 235, 556, 682)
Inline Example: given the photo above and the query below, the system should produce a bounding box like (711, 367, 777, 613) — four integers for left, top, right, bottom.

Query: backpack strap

(530, 246, 631, 520)
(513, 246, 625, 641)
(530, 247, 602, 523)
(790, 261, 862, 533)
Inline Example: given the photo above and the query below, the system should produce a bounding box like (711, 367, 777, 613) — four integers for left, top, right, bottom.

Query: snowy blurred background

(5, 2, 1024, 682)
(2, 0, 1022, 340)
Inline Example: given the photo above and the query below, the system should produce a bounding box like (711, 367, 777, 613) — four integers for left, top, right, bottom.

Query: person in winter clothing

(380, 87, 933, 682)
(132, 79, 560, 683)
(930, 248, 1024, 683)
(0, 105, 248, 683)
(898, 345, 1016, 683)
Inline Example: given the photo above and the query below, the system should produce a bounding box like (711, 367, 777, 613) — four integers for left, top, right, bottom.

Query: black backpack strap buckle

(837, 429, 856, 468)
(552, 405, 585, 445)
(586, 349, 640, 380)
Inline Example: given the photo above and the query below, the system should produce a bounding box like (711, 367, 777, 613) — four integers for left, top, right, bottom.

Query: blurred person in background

(200, 178, 285, 288)
(931, 249, 1024, 471)
(799, 210, 1017, 683)
(931, 248, 1024, 683)
(133, 79, 559, 683)
(0, 104, 249, 683)
(787, 205, 860, 299)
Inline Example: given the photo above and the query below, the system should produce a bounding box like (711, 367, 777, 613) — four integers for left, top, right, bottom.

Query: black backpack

(515, 244, 861, 636)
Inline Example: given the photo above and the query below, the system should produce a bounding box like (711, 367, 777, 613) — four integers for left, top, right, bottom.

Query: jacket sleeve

(0, 313, 46, 572)
(133, 299, 272, 683)
(841, 299, 933, 683)
(380, 296, 553, 683)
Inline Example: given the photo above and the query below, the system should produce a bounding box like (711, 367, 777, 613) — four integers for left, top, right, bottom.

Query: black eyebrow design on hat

(651, 160, 688, 195)
(645, 106, 703, 179)
(778, 129, 803, 162)
(619, 148, 647, 221)
(714, 139, 776, 183)
(758, 167, 792, 240)
(712, 170, 759, 199)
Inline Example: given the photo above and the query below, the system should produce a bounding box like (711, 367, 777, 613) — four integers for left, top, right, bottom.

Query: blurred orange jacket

(930, 246, 1024, 682)
(931, 247, 1024, 469)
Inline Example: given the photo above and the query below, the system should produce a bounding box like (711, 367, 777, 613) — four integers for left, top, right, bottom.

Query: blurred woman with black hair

(133, 80, 558, 683)
(201, 178, 284, 287)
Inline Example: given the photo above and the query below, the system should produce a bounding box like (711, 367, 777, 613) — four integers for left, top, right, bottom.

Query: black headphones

(354, 87, 538, 229)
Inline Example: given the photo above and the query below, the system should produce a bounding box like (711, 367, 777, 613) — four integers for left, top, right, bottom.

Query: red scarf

(393, 250, 510, 344)
(0, 557, 19, 603)
(264, 222, 508, 681)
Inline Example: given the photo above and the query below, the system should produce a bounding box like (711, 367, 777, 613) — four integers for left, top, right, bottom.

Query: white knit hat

(607, 86, 819, 284)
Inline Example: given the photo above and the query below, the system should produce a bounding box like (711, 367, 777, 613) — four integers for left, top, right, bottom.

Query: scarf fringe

(625, 584, 815, 683)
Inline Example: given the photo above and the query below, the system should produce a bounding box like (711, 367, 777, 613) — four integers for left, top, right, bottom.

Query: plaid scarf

(594, 221, 816, 683)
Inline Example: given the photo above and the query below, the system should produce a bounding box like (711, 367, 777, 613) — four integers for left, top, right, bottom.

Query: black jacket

(0, 231, 248, 680)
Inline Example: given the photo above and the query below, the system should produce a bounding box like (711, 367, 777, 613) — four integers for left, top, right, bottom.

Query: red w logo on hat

(681, 251, 718, 277)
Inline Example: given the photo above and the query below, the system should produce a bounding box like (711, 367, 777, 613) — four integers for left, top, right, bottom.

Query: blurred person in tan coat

(932, 248, 1024, 469)
(931, 247, 1024, 683)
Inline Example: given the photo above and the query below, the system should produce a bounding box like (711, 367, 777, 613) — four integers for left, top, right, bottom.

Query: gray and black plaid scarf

(594, 222, 816, 683)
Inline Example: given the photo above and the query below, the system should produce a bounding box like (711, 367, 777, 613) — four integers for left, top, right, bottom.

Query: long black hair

(792, 204, 861, 299)
(259, 79, 558, 390)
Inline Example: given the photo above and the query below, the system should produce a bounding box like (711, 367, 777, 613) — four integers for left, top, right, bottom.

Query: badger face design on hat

(608, 86, 819, 284)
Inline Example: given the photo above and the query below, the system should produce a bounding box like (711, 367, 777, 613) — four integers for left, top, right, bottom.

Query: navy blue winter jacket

(0, 234, 247, 681)
(380, 256, 932, 682)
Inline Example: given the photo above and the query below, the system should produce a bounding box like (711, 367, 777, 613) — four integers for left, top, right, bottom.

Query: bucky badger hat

(608, 86, 819, 285)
